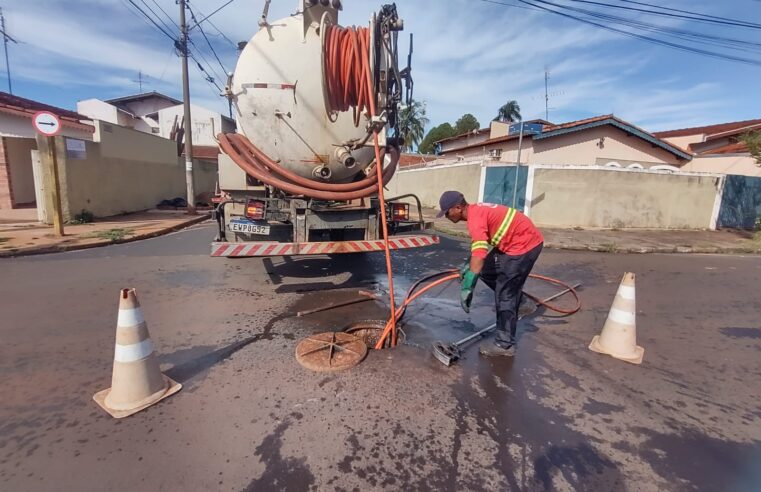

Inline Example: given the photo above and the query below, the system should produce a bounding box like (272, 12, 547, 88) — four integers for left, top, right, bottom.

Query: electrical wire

(123, 0, 177, 41)
(515, 0, 761, 67)
(138, 0, 175, 35)
(149, 0, 180, 30)
(187, 2, 228, 75)
(569, 0, 761, 30)
(477, 0, 761, 66)
(533, 0, 761, 53)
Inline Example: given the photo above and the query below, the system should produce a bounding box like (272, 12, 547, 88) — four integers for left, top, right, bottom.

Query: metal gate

(482, 165, 528, 210)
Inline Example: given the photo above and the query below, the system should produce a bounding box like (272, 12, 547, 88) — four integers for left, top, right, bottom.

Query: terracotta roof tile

(653, 119, 761, 138)
(0, 91, 92, 125)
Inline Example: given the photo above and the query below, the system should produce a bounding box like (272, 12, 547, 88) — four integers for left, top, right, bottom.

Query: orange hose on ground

(373, 272, 582, 349)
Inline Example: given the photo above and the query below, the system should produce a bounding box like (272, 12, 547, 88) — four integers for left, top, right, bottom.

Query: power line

(479, 0, 761, 67)
(138, 0, 175, 35)
(568, 0, 761, 30)
(541, 0, 761, 54)
(149, 0, 180, 30)
(187, 2, 228, 75)
(521, 0, 761, 66)
(191, 0, 236, 30)
(123, 0, 177, 41)
(620, 0, 761, 27)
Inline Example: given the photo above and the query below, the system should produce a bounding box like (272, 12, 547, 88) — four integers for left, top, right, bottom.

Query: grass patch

(85, 228, 134, 242)
(69, 209, 95, 224)
(599, 242, 617, 253)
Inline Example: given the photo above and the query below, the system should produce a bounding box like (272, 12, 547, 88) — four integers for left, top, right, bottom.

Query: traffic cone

(93, 288, 181, 418)
(589, 272, 644, 364)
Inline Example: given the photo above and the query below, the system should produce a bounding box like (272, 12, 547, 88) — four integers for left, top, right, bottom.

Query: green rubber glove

(460, 269, 479, 313)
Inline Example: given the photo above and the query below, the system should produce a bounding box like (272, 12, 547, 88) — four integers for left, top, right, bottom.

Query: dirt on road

(1, 224, 760, 491)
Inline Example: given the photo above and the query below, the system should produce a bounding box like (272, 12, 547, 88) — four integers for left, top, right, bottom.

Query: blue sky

(4, 0, 761, 133)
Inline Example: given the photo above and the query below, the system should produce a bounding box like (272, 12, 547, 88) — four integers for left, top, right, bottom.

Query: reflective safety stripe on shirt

(490, 207, 517, 246)
(471, 240, 490, 253)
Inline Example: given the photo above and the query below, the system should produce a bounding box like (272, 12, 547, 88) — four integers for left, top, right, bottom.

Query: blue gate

(482, 166, 528, 210)
(718, 175, 761, 229)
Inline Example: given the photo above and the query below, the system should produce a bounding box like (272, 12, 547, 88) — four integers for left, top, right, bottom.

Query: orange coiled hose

(323, 25, 372, 125)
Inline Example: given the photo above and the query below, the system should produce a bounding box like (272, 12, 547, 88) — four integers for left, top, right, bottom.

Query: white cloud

(4, 0, 757, 133)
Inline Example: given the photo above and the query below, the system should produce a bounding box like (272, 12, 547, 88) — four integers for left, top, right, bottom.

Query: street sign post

(33, 111, 64, 236)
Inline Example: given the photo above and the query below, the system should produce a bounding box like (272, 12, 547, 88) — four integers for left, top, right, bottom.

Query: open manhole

(295, 332, 367, 372)
(343, 320, 405, 349)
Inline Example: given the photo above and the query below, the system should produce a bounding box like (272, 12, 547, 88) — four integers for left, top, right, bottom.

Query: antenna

(133, 71, 145, 92)
(0, 8, 17, 94)
(544, 67, 550, 121)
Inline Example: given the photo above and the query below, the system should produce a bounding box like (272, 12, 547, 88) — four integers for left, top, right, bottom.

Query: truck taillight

(245, 199, 266, 220)
(391, 203, 409, 221)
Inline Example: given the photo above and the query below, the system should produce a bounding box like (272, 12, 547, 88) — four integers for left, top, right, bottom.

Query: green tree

(419, 123, 457, 155)
(454, 113, 480, 135)
(494, 100, 521, 123)
(740, 130, 761, 165)
(398, 99, 429, 152)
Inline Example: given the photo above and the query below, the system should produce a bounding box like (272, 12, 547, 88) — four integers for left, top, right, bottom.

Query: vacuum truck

(211, 0, 437, 257)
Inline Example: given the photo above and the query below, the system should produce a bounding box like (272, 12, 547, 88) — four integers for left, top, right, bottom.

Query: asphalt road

(1, 221, 760, 491)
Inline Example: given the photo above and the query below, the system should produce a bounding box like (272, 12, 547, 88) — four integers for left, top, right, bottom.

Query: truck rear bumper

(211, 234, 439, 257)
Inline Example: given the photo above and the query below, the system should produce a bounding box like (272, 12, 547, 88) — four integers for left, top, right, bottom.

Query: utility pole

(179, 0, 196, 214)
(1, 7, 15, 94)
(544, 68, 550, 121)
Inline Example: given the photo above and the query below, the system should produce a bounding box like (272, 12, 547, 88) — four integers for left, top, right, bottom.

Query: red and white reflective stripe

(210, 235, 439, 257)
(250, 83, 296, 90)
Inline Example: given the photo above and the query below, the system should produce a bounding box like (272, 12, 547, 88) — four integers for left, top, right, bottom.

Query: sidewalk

(421, 208, 761, 254)
(0, 209, 210, 258)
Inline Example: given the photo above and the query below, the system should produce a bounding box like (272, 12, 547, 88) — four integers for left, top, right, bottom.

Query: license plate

(229, 220, 270, 235)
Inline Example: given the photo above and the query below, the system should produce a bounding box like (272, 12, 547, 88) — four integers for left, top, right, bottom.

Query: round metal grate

(295, 332, 367, 372)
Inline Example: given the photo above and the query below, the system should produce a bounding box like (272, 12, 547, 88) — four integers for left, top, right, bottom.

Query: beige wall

(444, 125, 685, 167)
(682, 155, 761, 178)
(38, 121, 217, 221)
(5, 138, 37, 204)
(529, 167, 721, 229)
(531, 126, 684, 166)
(660, 134, 703, 149)
(386, 162, 481, 208)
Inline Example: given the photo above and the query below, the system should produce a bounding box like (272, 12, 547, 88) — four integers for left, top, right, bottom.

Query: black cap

(436, 191, 464, 218)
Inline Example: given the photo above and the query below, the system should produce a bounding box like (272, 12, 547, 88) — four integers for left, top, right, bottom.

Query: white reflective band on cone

(608, 307, 636, 325)
(185, 161, 193, 171)
(114, 339, 154, 363)
(117, 308, 145, 327)
(618, 285, 636, 300)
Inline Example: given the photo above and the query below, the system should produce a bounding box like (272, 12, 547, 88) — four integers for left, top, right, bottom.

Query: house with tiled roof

(0, 92, 94, 209)
(434, 115, 691, 168)
(654, 119, 761, 177)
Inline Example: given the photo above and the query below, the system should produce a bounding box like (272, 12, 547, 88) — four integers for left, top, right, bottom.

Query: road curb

(0, 213, 210, 258)
(432, 224, 761, 256)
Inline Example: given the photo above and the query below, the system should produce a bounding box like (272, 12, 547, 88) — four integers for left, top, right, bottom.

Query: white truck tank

(228, 0, 380, 185)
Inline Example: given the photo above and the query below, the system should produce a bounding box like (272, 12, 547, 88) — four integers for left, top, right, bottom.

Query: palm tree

(398, 100, 429, 152)
(494, 100, 521, 123)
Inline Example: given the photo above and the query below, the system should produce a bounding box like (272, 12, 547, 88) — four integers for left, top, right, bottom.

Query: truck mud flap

(210, 235, 440, 257)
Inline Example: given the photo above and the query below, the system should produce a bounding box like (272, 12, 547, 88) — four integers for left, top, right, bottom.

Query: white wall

(158, 104, 228, 146)
(77, 99, 120, 125)
(0, 113, 94, 140)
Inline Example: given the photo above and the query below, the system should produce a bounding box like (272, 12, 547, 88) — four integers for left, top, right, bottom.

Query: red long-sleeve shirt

(467, 203, 543, 259)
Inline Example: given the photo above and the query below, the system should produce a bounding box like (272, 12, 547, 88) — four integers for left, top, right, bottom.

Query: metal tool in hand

(432, 282, 582, 366)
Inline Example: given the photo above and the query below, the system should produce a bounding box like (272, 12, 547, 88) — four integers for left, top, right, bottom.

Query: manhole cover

(343, 320, 405, 349)
(295, 332, 367, 372)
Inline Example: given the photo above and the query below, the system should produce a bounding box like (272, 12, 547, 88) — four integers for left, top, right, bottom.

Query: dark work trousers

(479, 243, 543, 348)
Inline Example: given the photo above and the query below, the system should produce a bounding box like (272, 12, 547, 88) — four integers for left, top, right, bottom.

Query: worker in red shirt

(437, 190, 544, 357)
